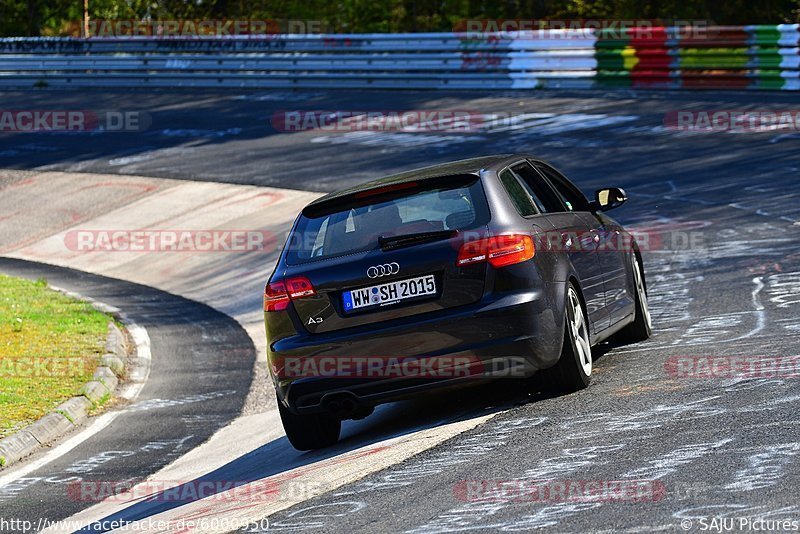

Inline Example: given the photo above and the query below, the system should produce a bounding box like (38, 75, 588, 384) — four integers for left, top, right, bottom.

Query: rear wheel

(614, 257, 652, 344)
(278, 400, 341, 451)
(544, 284, 592, 392)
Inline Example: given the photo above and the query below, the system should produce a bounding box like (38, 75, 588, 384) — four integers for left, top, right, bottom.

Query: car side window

(498, 169, 538, 217)
(509, 162, 565, 213)
(533, 162, 591, 212)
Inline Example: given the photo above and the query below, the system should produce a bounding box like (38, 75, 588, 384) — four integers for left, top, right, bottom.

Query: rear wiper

(379, 230, 456, 251)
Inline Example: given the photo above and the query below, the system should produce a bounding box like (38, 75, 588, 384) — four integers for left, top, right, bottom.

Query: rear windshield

(285, 175, 489, 264)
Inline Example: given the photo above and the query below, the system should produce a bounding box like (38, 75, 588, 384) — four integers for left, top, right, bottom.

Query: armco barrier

(596, 24, 800, 90)
(0, 25, 797, 90)
(0, 31, 598, 89)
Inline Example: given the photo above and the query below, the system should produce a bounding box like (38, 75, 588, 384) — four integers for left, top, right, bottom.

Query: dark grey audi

(265, 154, 651, 450)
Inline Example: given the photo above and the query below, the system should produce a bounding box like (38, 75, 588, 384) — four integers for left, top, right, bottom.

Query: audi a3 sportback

(264, 155, 651, 450)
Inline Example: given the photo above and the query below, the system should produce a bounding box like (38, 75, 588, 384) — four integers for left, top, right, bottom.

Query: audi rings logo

(367, 262, 400, 278)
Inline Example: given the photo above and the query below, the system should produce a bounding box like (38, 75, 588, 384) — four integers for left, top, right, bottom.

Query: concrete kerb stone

(0, 287, 132, 469)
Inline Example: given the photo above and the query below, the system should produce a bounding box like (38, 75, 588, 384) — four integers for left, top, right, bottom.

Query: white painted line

(752, 276, 765, 312)
(0, 413, 119, 487)
(118, 318, 152, 401)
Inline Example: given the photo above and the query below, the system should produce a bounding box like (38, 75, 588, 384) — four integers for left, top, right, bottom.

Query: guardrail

(0, 25, 797, 90)
(596, 25, 800, 90)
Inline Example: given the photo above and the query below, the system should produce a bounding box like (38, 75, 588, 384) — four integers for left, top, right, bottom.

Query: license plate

(343, 274, 436, 313)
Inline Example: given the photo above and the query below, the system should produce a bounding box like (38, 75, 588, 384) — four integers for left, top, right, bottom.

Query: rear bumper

(268, 288, 563, 415)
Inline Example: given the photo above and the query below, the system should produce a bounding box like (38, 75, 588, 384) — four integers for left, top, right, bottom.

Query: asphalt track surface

(1, 88, 800, 533)
(0, 258, 256, 529)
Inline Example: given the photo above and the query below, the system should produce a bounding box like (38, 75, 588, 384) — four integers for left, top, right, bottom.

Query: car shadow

(73, 377, 549, 532)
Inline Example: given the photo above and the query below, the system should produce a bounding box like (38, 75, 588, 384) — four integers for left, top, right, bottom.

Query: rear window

(285, 176, 489, 264)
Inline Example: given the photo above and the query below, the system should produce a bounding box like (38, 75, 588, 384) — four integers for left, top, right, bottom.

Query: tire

(614, 257, 652, 344)
(544, 283, 592, 393)
(278, 400, 341, 451)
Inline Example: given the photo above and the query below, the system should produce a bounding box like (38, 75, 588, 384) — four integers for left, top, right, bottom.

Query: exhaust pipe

(322, 393, 359, 418)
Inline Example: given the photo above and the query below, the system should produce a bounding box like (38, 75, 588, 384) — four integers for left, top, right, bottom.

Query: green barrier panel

(595, 70, 632, 87)
(595, 50, 628, 70)
(594, 39, 632, 50)
(748, 26, 782, 45)
(677, 48, 749, 68)
(750, 48, 784, 68)
(749, 69, 786, 84)
(754, 79, 786, 89)
(750, 36, 794, 46)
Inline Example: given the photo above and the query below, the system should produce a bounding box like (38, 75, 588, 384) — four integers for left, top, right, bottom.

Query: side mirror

(592, 187, 627, 212)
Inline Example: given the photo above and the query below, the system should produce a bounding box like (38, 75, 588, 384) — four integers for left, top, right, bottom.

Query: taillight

(264, 276, 316, 312)
(264, 281, 290, 312)
(285, 276, 316, 299)
(457, 234, 535, 268)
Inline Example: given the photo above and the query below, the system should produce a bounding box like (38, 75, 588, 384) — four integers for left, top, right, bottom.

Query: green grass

(0, 275, 110, 439)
